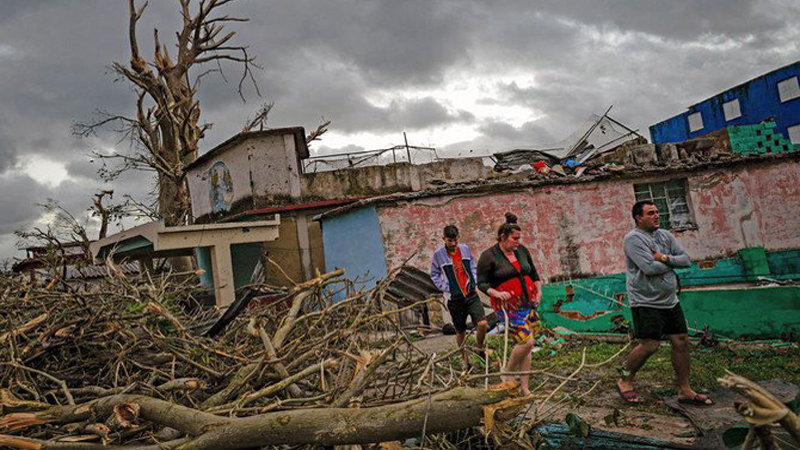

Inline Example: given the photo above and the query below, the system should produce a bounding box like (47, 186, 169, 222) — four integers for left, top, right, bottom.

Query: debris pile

(0, 263, 573, 448)
(491, 118, 800, 183)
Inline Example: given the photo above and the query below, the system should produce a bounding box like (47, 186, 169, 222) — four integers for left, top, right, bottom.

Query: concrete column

(409, 164, 422, 191)
(284, 134, 302, 197)
(209, 242, 235, 307)
(295, 213, 313, 281)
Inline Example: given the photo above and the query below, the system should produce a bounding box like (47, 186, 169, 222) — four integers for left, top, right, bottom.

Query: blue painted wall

(196, 247, 214, 290)
(320, 206, 388, 295)
(650, 61, 800, 144)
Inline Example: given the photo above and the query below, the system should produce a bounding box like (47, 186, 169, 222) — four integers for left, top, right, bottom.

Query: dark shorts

(447, 293, 486, 333)
(631, 303, 688, 340)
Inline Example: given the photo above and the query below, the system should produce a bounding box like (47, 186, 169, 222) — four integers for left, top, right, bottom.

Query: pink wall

(377, 159, 800, 281)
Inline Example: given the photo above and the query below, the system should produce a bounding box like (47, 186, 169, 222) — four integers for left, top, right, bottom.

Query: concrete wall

(195, 242, 269, 292)
(260, 213, 326, 286)
(188, 133, 302, 219)
(308, 219, 326, 275)
(321, 206, 388, 293)
(650, 61, 800, 144)
(376, 158, 800, 280)
(188, 144, 253, 219)
(303, 163, 418, 199)
(301, 157, 493, 199)
(249, 134, 303, 200)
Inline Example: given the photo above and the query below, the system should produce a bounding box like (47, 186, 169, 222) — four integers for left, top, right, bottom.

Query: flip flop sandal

(677, 393, 713, 406)
(616, 383, 645, 404)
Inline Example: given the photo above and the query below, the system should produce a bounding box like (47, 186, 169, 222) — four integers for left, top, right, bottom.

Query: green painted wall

(679, 287, 800, 339)
(728, 122, 800, 155)
(768, 249, 800, 278)
(675, 257, 746, 286)
(539, 248, 800, 339)
(231, 243, 263, 289)
(196, 243, 263, 293)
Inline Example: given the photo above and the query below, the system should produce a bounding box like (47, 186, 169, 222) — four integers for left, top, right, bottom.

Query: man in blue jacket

(430, 225, 487, 365)
(617, 200, 712, 406)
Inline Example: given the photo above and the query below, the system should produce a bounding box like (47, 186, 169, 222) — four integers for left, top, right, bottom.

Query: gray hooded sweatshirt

(623, 228, 691, 309)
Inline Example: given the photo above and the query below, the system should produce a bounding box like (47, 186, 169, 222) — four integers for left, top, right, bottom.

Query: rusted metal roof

(384, 265, 440, 306)
(235, 197, 370, 218)
(24, 262, 141, 281)
(65, 263, 140, 280)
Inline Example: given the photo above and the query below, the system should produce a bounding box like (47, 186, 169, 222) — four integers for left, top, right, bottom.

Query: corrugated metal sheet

(384, 265, 440, 306)
(493, 114, 641, 168)
(34, 262, 141, 280)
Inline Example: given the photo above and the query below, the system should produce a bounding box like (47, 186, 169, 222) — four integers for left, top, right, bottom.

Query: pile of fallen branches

(0, 262, 607, 448)
(0, 263, 518, 448)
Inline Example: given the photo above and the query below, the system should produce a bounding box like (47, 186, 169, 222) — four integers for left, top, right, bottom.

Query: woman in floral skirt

(477, 213, 542, 396)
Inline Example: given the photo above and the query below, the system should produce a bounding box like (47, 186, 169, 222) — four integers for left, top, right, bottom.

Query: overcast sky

(1, 0, 798, 262)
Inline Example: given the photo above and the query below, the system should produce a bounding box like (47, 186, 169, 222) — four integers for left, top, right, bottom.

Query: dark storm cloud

(231, 0, 476, 87)
(0, 0, 133, 168)
(477, 120, 555, 146)
(0, 174, 49, 235)
(530, 0, 786, 42)
(65, 158, 100, 181)
(0, 0, 798, 259)
(0, 0, 70, 25)
(332, 95, 474, 133)
(437, 118, 557, 157)
(0, 133, 17, 172)
(201, 63, 474, 138)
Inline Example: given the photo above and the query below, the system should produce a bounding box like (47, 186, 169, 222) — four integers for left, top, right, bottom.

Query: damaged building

(89, 62, 800, 341)
(316, 140, 800, 339)
(651, 60, 800, 146)
(179, 126, 495, 295)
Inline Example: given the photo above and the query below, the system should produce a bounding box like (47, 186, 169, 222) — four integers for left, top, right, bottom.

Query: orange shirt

(448, 247, 469, 297)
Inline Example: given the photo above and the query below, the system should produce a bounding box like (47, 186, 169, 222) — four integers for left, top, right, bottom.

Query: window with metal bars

(633, 179, 693, 230)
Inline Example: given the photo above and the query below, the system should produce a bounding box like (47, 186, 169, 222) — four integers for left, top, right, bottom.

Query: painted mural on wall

(208, 161, 234, 213)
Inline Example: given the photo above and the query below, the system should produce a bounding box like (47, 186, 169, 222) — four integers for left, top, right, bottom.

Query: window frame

(687, 112, 704, 133)
(778, 76, 800, 103)
(723, 98, 742, 121)
(788, 124, 800, 145)
(633, 178, 696, 231)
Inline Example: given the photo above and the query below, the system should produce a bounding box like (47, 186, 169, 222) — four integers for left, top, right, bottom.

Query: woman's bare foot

(520, 379, 531, 396)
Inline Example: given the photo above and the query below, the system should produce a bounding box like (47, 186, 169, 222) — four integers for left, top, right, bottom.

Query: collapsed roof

(493, 113, 643, 171)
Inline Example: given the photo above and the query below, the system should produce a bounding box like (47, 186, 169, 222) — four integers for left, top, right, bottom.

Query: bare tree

(242, 102, 331, 145)
(14, 200, 93, 280)
(76, 0, 259, 227)
(306, 117, 331, 145)
(242, 101, 274, 133)
(15, 200, 91, 258)
(89, 190, 136, 240)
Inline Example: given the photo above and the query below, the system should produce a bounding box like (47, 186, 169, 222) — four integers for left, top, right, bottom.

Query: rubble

(0, 263, 578, 448)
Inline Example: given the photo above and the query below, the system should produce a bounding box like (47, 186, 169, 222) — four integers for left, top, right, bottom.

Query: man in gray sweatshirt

(616, 200, 713, 406)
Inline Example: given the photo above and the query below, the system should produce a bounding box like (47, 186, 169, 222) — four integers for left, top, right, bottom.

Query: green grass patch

(625, 344, 800, 393)
(477, 336, 625, 369)
(472, 336, 800, 394)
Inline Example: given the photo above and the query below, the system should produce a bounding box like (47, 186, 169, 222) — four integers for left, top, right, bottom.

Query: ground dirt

(415, 333, 698, 446)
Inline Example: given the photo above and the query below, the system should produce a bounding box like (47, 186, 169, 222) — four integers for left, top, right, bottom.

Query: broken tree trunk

(718, 370, 800, 446)
(0, 384, 516, 449)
